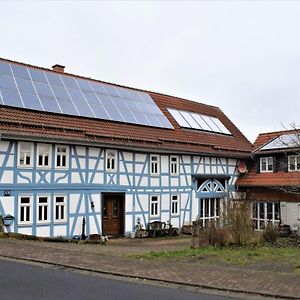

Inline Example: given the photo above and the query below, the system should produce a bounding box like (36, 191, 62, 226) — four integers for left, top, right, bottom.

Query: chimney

(52, 64, 65, 73)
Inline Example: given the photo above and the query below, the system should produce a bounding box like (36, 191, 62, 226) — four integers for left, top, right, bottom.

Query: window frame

(150, 154, 160, 176)
(260, 156, 273, 172)
(55, 145, 69, 169)
(171, 194, 179, 216)
(18, 195, 33, 224)
(200, 198, 221, 227)
(251, 202, 280, 230)
(288, 155, 300, 172)
(18, 142, 33, 168)
(106, 149, 117, 172)
(36, 195, 50, 224)
(54, 195, 67, 223)
(150, 195, 160, 218)
(37, 143, 52, 169)
(170, 155, 179, 175)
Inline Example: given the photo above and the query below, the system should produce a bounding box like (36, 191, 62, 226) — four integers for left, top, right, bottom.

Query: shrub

(192, 220, 230, 248)
(223, 200, 254, 246)
(262, 223, 278, 244)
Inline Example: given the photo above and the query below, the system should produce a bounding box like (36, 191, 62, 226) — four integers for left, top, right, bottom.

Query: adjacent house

(237, 130, 300, 231)
(0, 57, 252, 238)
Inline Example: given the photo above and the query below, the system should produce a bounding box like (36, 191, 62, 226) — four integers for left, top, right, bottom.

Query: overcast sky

(1, 1, 300, 142)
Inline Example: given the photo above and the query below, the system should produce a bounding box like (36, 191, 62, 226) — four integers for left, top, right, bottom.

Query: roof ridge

(256, 128, 300, 137)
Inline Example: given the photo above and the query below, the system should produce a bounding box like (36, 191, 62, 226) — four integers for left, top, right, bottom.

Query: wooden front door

(102, 194, 125, 236)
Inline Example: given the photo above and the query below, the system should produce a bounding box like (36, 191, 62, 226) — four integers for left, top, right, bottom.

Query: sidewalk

(0, 237, 299, 299)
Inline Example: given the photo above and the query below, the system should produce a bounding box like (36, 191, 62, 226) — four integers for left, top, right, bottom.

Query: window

(150, 155, 159, 175)
(55, 145, 68, 168)
(288, 155, 300, 171)
(37, 196, 49, 222)
(150, 195, 159, 217)
(37, 144, 51, 168)
(55, 196, 66, 222)
(170, 156, 179, 175)
(18, 142, 33, 167)
(252, 202, 280, 230)
(200, 198, 221, 227)
(260, 157, 273, 172)
(106, 150, 117, 172)
(19, 196, 32, 223)
(171, 195, 179, 215)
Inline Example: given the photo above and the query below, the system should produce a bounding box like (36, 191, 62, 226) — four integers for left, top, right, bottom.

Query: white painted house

(0, 58, 252, 238)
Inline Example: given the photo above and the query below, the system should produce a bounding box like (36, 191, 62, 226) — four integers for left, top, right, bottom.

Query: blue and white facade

(0, 138, 240, 238)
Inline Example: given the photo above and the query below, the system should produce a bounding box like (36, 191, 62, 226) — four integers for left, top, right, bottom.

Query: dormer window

(260, 157, 273, 172)
(288, 155, 300, 171)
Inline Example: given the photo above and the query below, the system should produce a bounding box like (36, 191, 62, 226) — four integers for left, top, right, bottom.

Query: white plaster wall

(71, 172, 84, 184)
(135, 153, 147, 162)
(171, 177, 179, 187)
(161, 194, 169, 211)
(161, 212, 169, 222)
(125, 215, 133, 233)
(89, 172, 103, 184)
(89, 147, 100, 157)
(18, 227, 33, 235)
(120, 175, 129, 186)
(136, 194, 148, 212)
(0, 196, 14, 216)
(53, 225, 67, 237)
(161, 175, 169, 187)
(36, 226, 50, 237)
(170, 216, 180, 227)
(123, 152, 133, 161)
(69, 194, 81, 214)
(150, 177, 159, 187)
(91, 194, 101, 212)
(126, 194, 133, 213)
(161, 155, 168, 173)
(1, 171, 13, 183)
(75, 146, 86, 156)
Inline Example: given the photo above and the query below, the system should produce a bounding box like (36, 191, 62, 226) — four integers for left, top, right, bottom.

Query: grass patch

(136, 245, 300, 267)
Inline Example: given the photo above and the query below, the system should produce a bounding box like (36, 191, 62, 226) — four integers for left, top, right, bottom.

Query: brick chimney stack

(52, 64, 65, 73)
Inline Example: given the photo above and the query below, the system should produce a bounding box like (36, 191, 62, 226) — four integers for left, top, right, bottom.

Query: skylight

(167, 108, 231, 135)
(260, 133, 300, 150)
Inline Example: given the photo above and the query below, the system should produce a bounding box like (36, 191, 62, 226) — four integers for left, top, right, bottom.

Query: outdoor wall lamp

(3, 214, 14, 226)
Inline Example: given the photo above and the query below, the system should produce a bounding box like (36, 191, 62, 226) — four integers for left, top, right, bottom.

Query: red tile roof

(237, 170, 300, 187)
(0, 58, 253, 158)
(253, 129, 300, 151)
(237, 129, 300, 187)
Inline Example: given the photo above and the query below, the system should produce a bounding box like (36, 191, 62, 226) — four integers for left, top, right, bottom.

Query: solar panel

(168, 108, 231, 135)
(0, 61, 173, 129)
(260, 133, 300, 150)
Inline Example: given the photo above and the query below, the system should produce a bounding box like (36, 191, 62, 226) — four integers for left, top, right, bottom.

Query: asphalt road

(0, 258, 236, 300)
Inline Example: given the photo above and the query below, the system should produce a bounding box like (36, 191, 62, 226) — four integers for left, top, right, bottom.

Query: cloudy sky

(1, 0, 300, 142)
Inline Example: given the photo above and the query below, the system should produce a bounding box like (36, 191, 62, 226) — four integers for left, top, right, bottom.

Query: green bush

(262, 223, 278, 244)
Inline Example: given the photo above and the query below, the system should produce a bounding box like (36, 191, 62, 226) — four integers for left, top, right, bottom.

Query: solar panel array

(167, 108, 231, 135)
(260, 133, 300, 150)
(0, 61, 173, 129)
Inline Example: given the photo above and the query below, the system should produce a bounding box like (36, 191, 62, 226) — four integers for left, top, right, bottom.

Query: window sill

(17, 165, 33, 169)
(18, 222, 33, 226)
(54, 220, 67, 224)
(36, 221, 51, 225)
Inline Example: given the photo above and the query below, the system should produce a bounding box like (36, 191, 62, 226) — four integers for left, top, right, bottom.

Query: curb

(0, 254, 299, 300)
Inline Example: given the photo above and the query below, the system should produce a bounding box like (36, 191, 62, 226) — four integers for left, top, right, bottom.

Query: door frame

(101, 192, 125, 236)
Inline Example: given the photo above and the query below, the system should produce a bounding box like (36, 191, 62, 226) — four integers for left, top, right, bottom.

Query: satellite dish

(238, 160, 247, 173)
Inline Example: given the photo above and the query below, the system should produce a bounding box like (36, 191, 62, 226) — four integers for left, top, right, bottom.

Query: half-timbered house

(0, 58, 252, 238)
